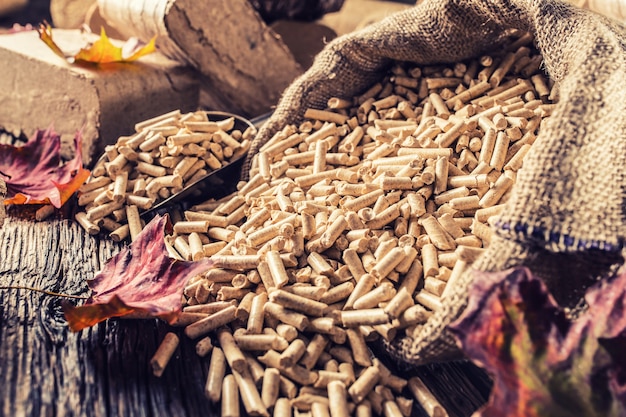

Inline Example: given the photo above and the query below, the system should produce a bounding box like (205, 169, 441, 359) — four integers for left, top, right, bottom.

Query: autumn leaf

(0, 127, 90, 208)
(74, 28, 156, 64)
(449, 267, 626, 417)
(63, 214, 214, 331)
(37, 22, 156, 65)
(37, 22, 64, 59)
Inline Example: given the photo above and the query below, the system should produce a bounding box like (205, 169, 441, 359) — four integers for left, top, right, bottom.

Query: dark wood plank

(0, 217, 489, 416)
(0, 218, 219, 417)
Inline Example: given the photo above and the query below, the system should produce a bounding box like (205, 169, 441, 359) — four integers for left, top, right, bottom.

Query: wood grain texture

(0, 219, 219, 417)
(0, 217, 490, 416)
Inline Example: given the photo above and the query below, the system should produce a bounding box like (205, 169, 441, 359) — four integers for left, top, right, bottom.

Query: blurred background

(0, 0, 417, 36)
(0, 0, 418, 78)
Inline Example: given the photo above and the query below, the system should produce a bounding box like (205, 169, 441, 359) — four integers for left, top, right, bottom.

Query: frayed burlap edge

(383, 235, 534, 365)
(383, 233, 625, 366)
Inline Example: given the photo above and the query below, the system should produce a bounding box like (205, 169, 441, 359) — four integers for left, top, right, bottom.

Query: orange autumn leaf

(4, 170, 90, 207)
(37, 22, 156, 64)
(0, 127, 89, 208)
(63, 215, 214, 331)
(74, 28, 156, 64)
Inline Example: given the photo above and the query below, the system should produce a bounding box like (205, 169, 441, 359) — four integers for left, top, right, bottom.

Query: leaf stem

(0, 285, 88, 299)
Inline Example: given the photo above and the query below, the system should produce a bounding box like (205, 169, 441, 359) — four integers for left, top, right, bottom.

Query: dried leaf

(63, 214, 213, 331)
(449, 267, 626, 417)
(37, 22, 64, 59)
(74, 28, 156, 64)
(0, 127, 89, 208)
(37, 23, 156, 64)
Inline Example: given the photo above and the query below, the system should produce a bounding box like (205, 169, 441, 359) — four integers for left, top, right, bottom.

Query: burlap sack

(245, 0, 626, 365)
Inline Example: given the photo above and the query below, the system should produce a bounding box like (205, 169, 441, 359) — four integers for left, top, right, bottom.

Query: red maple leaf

(449, 267, 626, 417)
(0, 127, 90, 208)
(63, 214, 214, 331)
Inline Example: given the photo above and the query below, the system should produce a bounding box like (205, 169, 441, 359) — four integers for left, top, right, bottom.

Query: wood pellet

(148, 31, 552, 416)
(74, 110, 254, 240)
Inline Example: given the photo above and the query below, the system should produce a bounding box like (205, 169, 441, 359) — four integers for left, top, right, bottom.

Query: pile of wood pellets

(77, 30, 555, 417)
(74, 110, 255, 240)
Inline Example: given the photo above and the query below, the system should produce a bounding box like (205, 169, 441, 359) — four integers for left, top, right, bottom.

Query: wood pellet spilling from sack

(79, 31, 556, 416)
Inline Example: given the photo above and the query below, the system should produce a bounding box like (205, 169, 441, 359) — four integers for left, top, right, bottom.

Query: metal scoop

(86, 110, 269, 219)
(140, 111, 269, 218)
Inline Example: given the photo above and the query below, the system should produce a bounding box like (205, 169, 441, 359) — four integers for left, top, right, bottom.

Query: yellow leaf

(74, 28, 157, 64)
(123, 36, 157, 62)
(74, 27, 124, 63)
(37, 23, 156, 65)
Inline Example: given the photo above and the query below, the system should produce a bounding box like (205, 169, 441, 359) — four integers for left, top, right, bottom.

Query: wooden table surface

(0, 214, 491, 417)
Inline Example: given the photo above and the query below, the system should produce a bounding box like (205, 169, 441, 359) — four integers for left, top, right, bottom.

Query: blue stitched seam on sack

(492, 220, 625, 252)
